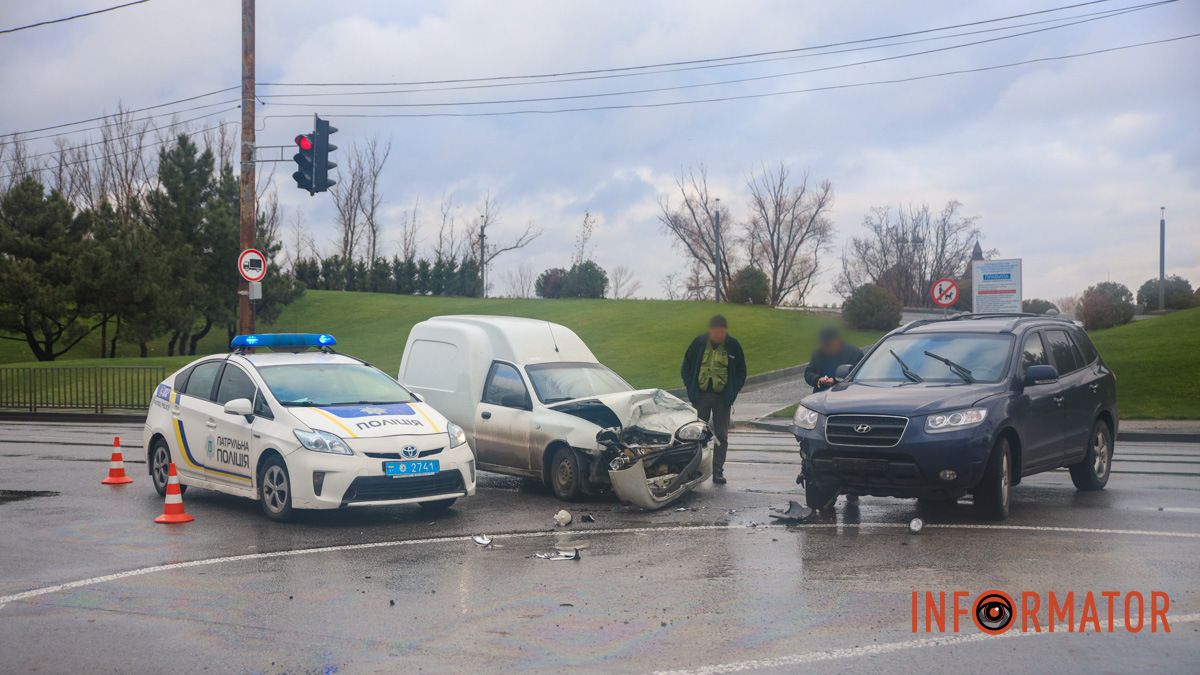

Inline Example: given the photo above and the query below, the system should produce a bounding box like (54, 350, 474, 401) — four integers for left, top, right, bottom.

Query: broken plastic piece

(553, 509, 573, 527)
(768, 500, 818, 523)
(909, 517, 924, 534)
(472, 535, 493, 548)
(534, 548, 581, 561)
(581, 514, 596, 523)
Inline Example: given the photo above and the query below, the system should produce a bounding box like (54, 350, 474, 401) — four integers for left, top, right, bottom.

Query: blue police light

(230, 333, 337, 349)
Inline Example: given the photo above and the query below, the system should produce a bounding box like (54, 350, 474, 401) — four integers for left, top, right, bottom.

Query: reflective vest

(699, 341, 729, 393)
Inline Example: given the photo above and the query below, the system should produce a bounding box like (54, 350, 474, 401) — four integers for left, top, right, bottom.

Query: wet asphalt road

(0, 421, 1197, 674)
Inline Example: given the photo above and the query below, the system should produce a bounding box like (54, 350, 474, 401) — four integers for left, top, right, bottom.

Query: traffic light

(313, 115, 338, 193)
(292, 132, 315, 194)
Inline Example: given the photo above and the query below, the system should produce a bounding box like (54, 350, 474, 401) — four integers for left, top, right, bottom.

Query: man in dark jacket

(680, 315, 747, 484)
(804, 327, 864, 393)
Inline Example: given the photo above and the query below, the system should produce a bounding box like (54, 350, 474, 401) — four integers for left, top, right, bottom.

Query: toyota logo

(401, 445, 419, 459)
(854, 424, 872, 434)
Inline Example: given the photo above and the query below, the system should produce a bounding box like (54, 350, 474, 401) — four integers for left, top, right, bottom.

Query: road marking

(651, 613, 1200, 675)
(1, 522, 1197, 610)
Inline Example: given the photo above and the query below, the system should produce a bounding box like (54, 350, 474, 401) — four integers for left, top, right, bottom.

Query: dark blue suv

(791, 314, 1118, 519)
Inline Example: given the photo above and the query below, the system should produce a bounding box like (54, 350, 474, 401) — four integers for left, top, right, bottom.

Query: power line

(12, 101, 239, 144)
(256, 7, 1157, 110)
(260, 0, 1123, 87)
(256, 2, 1170, 100)
(0, 0, 151, 36)
(18, 107, 241, 161)
(257, 33, 1199, 121)
(0, 87, 238, 139)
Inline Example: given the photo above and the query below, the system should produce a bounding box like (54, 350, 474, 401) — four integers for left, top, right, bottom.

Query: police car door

(207, 363, 258, 489)
(173, 360, 225, 483)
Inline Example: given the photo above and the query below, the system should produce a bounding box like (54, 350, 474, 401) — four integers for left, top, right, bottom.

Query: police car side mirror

(224, 398, 253, 419)
(834, 364, 853, 382)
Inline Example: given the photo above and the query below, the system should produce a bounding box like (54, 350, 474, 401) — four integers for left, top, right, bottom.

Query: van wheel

(804, 481, 838, 510)
(548, 446, 585, 501)
(150, 439, 186, 497)
(974, 438, 1011, 521)
(258, 455, 294, 522)
(1069, 420, 1112, 491)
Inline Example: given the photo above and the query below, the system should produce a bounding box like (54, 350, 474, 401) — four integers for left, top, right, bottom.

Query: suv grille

(341, 471, 465, 504)
(825, 414, 908, 447)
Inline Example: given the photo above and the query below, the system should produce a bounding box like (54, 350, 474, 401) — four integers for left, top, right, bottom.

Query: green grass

(1089, 307, 1200, 419)
(770, 403, 799, 419)
(2, 291, 877, 390)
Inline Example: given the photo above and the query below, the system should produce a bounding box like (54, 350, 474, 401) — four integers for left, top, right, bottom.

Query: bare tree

(330, 144, 367, 261)
(610, 265, 642, 300)
(434, 193, 465, 261)
(744, 163, 834, 306)
(466, 194, 542, 296)
(660, 272, 683, 300)
(657, 164, 736, 300)
(836, 201, 984, 307)
(357, 137, 392, 262)
(1053, 295, 1081, 318)
(503, 262, 536, 298)
(397, 197, 420, 260)
(573, 210, 596, 264)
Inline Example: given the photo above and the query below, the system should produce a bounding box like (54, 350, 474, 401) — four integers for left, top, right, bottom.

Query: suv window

(216, 365, 256, 405)
(1020, 332, 1048, 372)
(183, 361, 222, 400)
(1044, 330, 1081, 374)
(1070, 327, 1099, 364)
(483, 363, 529, 408)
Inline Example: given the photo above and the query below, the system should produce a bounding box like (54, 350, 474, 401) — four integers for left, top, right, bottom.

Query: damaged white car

(399, 316, 713, 509)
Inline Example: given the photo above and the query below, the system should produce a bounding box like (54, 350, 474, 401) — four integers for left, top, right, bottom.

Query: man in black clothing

(680, 315, 747, 485)
(803, 327, 864, 393)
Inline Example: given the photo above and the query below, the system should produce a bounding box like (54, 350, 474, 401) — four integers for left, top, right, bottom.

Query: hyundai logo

(401, 445, 419, 459)
(854, 424, 873, 434)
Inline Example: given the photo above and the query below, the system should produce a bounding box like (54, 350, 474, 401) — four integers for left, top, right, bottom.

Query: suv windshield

(853, 333, 1013, 384)
(257, 363, 415, 406)
(526, 362, 632, 403)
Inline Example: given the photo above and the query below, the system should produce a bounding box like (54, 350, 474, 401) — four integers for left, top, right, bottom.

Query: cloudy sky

(2, 0, 1197, 304)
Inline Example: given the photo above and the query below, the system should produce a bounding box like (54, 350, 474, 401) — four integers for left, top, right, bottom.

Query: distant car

(142, 333, 475, 521)
(399, 315, 712, 509)
(791, 314, 1118, 519)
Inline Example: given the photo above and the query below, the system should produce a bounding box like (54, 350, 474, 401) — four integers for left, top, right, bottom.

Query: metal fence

(0, 366, 168, 413)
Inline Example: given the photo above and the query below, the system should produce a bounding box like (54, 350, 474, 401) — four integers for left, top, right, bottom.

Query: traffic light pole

(238, 0, 256, 335)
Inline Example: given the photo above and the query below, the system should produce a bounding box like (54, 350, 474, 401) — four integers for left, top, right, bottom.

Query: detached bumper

(607, 441, 712, 510)
(286, 440, 476, 510)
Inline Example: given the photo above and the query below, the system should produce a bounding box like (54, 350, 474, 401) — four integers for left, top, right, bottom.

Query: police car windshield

(257, 364, 414, 407)
(526, 362, 632, 403)
(853, 333, 1014, 384)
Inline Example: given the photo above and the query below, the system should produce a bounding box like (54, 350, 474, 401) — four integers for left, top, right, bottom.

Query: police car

(143, 333, 476, 521)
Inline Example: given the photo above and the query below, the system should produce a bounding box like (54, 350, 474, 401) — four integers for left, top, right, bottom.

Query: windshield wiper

(923, 350, 975, 383)
(325, 400, 407, 406)
(541, 396, 576, 404)
(889, 350, 924, 383)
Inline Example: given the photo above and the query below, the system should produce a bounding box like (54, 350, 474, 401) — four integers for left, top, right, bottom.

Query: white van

(399, 315, 712, 509)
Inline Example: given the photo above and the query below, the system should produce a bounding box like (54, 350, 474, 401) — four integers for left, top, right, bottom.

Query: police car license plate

(383, 460, 439, 478)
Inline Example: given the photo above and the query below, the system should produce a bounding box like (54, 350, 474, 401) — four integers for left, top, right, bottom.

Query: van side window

(183, 361, 223, 401)
(1044, 330, 1081, 374)
(1021, 332, 1048, 372)
(483, 363, 529, 408)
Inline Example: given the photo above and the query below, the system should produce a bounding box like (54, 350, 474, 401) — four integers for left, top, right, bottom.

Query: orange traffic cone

(154, 462, 194, 524)
(101, 435, 134, 485)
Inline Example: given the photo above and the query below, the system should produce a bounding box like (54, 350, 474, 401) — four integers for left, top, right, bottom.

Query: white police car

(142, 333, 476, 521)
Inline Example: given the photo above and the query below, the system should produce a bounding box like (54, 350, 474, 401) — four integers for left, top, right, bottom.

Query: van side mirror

(834, 364, 853, 382)
(223, 397, 253, 421)
(1023, 364, 1059, 387)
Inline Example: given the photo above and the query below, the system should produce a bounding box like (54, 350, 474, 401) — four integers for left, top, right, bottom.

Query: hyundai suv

(791, 314, 1118, 519)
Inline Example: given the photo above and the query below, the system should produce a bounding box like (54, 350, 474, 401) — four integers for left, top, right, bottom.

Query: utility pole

(237, 0, 256, 335)
(1159, 206, 1166, 311)
(713, 198, 722, 303)
(478, 217, 488, 298)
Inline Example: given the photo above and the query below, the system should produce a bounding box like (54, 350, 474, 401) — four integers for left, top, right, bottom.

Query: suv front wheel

(974, 437, 1012, 520)
(1069, 420, 1112, 491)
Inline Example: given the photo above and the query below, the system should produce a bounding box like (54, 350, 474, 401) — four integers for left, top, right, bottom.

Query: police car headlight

(677, 421, 707, 442)
(447, 422, 467, 448)
(294, 429, 353, 455)
(793, 404, 820, 430)
(925, 408, 987, 433)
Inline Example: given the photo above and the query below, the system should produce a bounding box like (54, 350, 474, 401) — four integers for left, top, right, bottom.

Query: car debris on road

(554, 509, 573, 527)
(472, 535, 493, 548)
(768, 500, 818, 523)
(534, 548, 582, 561)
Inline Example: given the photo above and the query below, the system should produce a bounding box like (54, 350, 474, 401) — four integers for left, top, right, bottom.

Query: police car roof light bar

(230, 333, 337, 353)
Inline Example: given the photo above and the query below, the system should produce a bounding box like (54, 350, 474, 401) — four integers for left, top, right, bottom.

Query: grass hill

(1089, 307, 1200, 419)
(0, 291, 877, 390)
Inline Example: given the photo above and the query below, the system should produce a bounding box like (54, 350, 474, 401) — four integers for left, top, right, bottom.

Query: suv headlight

(677, 421, 707, 441)
(792, 404, 820, 430)
(447, 422, 467, 448)
(294, 429, 353, 455)
(925, 408, 988, 433)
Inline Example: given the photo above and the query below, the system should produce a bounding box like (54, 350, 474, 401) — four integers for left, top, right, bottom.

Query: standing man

(681, 315, 747, 485)
(804, 327, 864, 393)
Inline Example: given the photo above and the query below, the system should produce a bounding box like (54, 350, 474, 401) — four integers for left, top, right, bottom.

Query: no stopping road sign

(931, 278, 959, 308)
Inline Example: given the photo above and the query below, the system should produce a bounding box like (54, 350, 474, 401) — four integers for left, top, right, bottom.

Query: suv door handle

(1089, 383, 1100, 392)
(481, 411, 492, 420)
(1052, 395, 1064, 406)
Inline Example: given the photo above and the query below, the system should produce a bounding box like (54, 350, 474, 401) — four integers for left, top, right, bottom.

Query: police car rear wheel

(259, 456, 294, 521)
(150, 439, 185, 498)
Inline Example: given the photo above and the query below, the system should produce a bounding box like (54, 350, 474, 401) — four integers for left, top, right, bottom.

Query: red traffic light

(294, 134, 313, 150)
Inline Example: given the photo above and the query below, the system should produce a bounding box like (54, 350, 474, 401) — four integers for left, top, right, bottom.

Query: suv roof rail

(897, 312, 1075, 333)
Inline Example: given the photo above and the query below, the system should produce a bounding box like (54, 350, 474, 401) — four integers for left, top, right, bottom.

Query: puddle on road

(0, 489, 60, 504)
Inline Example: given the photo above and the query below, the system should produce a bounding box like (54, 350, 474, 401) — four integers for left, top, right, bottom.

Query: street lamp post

(713, 198, 722, 303)
(1159, 206, 1166, 311)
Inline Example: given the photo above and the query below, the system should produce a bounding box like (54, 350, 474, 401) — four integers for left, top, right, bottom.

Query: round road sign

(931, 277, 959, 308)
(238, 248, 267, 283)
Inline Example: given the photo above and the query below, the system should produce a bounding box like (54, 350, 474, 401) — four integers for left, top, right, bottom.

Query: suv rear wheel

(974, 438, 1011, 520)
(1069, 420, 1112, 491)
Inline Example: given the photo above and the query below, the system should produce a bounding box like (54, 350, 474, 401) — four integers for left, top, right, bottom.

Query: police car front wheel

(258, 455, 294, 521)
(150, 439, 186, 498)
